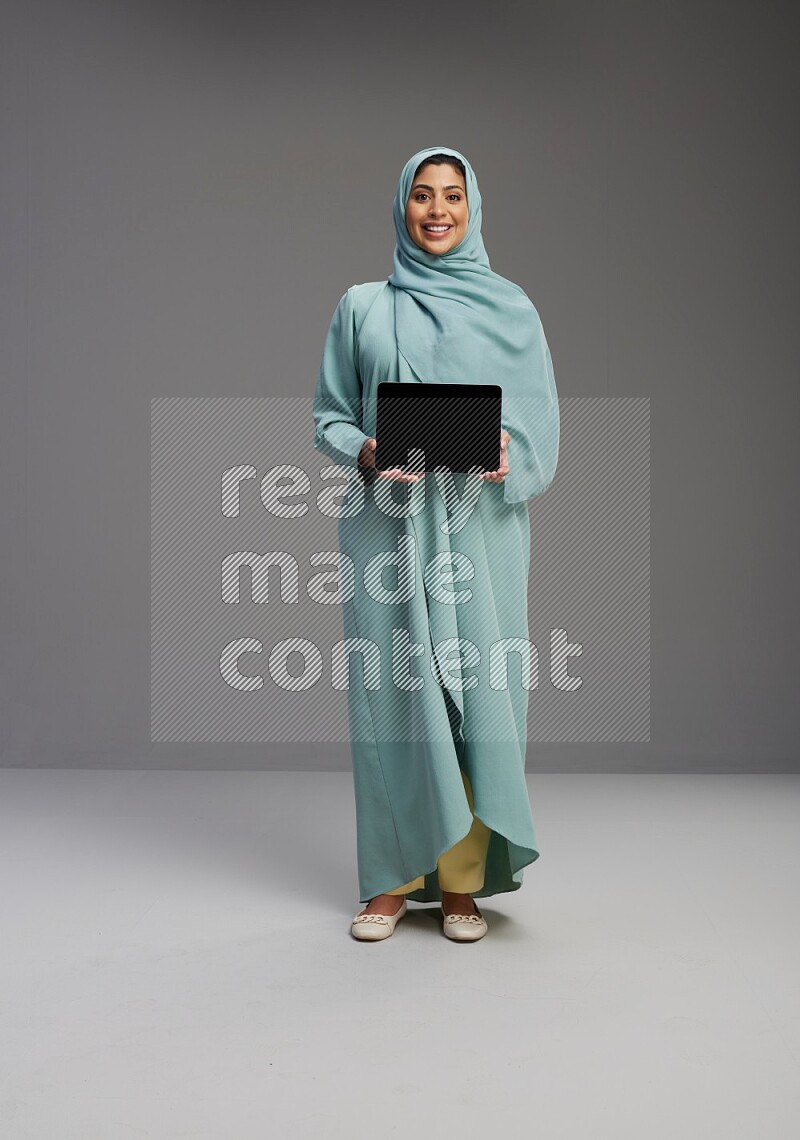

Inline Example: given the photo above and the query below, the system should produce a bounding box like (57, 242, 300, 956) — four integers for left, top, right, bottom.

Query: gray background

(2, 0, 797, 771)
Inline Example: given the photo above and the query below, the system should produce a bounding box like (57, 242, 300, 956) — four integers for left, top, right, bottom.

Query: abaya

(312, 146, 559, 902)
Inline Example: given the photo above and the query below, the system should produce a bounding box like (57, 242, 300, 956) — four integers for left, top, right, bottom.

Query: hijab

(387, 145, 559, 505)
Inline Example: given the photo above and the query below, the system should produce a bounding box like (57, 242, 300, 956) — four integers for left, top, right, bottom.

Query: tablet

(374, 382, 503, 474)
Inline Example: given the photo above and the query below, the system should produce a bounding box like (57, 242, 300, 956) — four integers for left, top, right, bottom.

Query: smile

(422, 224, 452, 234)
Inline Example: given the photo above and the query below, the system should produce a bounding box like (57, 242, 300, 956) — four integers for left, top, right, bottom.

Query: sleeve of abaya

(312, 287, 371, 469)
(501, 313, 561, 505)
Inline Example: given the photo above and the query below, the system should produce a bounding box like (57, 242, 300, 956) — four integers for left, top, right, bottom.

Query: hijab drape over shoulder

(388, 145, 559, 505)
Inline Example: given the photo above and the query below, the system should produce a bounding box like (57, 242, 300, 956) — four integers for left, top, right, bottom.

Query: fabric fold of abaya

(312, 146, 559, 903)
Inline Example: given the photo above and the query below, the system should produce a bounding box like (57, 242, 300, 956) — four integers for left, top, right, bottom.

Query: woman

(312, 145, 560, 942)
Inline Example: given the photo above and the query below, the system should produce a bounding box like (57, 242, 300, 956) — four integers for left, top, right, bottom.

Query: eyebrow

(411, 183, 465, 192)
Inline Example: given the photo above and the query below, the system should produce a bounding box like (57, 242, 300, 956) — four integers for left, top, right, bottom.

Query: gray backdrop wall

(2, 0, 797, 770)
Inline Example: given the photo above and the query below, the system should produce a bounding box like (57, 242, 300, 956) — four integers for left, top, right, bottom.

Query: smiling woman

(404, 161, 469, 254)
(311, 145, 560, 943)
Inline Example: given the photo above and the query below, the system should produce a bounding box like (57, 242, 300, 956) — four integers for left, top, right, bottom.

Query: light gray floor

(0, 770, 798, 1139)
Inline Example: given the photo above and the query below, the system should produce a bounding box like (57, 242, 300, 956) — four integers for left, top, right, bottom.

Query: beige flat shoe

(351, 897, 407, 941)
(441, 904, 488, 942)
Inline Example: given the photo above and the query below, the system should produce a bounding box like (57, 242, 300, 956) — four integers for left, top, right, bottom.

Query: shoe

(350, 897, 407, 941)
(441, 904, 488, 942)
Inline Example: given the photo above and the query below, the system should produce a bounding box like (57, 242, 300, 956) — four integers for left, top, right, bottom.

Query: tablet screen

(375, 382, 502, 474)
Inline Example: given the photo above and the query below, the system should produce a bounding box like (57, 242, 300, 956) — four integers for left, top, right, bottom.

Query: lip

(422, 224, 452, 236)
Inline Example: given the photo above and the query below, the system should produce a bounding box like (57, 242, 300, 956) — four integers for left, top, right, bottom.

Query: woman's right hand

(358, 438, 423, 483)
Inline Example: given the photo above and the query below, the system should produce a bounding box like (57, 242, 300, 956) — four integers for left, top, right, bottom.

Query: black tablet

(374, 382, 503, 474)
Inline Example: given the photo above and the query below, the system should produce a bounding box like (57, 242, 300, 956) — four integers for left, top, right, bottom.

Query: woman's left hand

(481, 429, 510, 483)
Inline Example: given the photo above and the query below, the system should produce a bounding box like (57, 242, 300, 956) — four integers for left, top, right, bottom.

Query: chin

(419, 237, 457, 254)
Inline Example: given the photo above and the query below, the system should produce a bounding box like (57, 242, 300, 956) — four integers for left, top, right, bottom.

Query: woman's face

(404, 162, 468, 255)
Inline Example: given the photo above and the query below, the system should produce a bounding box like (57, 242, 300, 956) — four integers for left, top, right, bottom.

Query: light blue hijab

(387, 145, 560, 505)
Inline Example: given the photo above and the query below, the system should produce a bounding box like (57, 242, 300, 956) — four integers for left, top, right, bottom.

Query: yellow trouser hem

(385, 768, 491, 895)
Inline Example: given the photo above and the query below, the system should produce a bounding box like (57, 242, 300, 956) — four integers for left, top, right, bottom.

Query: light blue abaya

(312, 146, 560, 903)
